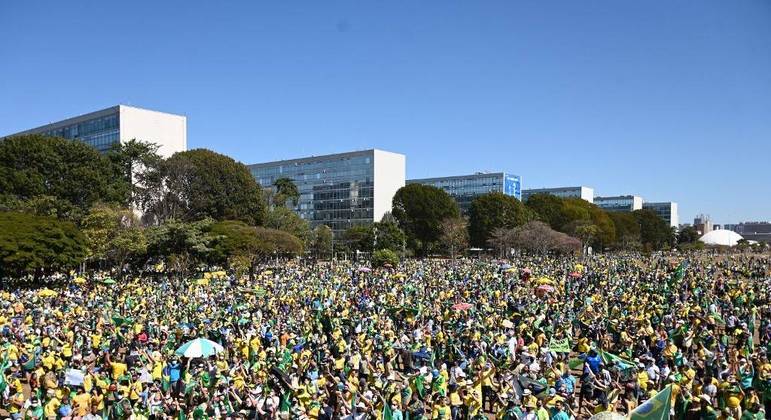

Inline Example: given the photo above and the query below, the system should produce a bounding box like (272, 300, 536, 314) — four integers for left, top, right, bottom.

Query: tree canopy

(0, 134, 128, 217)
(391, 184, 459, 255)
(634, 209, 675, 250)
(468, 192, 533, 247)
(143, 149, 265, 225)
(0, 211, 87, 277)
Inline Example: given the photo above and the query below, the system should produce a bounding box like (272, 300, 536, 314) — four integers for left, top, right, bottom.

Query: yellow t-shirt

(44, 397, 61, 417)
(111, 362, 128, 380)
(73, 392, 91, 416)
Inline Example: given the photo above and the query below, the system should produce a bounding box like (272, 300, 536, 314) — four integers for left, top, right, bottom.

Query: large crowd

(0, 254, 770, 419)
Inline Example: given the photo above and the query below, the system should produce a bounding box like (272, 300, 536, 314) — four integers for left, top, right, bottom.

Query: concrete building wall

(118, 105, 187, 158)
(373, 149, 406, 223)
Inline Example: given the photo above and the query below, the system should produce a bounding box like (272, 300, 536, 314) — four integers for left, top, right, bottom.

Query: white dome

(699, 229, 744, 247)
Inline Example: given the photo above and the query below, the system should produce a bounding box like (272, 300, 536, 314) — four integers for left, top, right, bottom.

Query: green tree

(0, 194, 84, 222)
(633, 209, 674, 250)
(677, 225, 700, 244)
(107, 139, 162, 208)
(609, 212, 642, 249)
(587, 205, 617, 247)
(391, 184, 460, 255)
(565, 221, 600, 252)
(146, 218, 217, 277)
(311, 224, 334, 259)
(210, 220, 304, 278)
(468, 192, 534, 247)
(264, 206, 311, 245)
(371, 248, 399, 268)
(440, 217, 469, 258)
(0, 134, 128, 217)
(525, 193, 569, 230)
(0, 211, 87, 277)
(372, 220, 406, 252)
(81, 204, 123, 262)
(110, 227, 147, 275)
(343, 225, 373, 253)
(80, 205, 146, 273)
(144, 149, 265, 225)
(272, 177, 300, 207)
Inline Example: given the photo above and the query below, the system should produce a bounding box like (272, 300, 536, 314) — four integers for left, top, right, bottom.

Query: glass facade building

(595, 195, 644, 212)
(642, 202, 679, 228)
(522, 186, 594, 203)
(249, 150, 405, 237)
(4, 105, 187, 157)
(407, 172, 521, 214)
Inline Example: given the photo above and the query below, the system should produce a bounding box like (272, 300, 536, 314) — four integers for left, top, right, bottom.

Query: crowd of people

(0, 253, 769, 419)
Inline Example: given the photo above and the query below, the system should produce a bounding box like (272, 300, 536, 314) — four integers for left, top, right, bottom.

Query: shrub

(371, 248, 399, 268)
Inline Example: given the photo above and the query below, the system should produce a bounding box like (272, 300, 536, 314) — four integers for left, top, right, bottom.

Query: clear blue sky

(1, 1, 769, 224)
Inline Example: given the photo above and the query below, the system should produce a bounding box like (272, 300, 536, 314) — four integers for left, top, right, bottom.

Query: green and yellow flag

(549, 337, 571, 353)
(629, 384, 672, 420)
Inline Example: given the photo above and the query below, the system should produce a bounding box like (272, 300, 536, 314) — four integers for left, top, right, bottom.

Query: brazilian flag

(630, 384, 672, 420)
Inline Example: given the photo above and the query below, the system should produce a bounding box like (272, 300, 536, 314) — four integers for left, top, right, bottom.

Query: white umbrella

(175, 338, 224, 358)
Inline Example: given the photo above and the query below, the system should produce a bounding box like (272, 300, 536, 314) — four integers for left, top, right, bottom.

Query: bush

(371, 248, 399, 268)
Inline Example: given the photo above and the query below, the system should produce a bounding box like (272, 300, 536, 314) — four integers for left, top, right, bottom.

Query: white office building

(5, 105, 187, 158)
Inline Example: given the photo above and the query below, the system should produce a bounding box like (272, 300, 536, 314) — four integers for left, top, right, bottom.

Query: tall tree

(311, 224, 334, 259)
(0, 211, 87, 278)
(272, 177, 300, 207)
(440, 217, 469, 259)
(342, 225, 373, 253)
(107, 139, 162, 208)
(468, 192, 533, 247)
(634, 209, 675, 250)
(372, 220, 406, 252)
(143, 149, 265, 225)
(0, 134, 128, 217)
(609, 212, 642, 249)
(525, 193, 569, 230)
(677, 225, 700, 244)
(391, 184, 460, 255)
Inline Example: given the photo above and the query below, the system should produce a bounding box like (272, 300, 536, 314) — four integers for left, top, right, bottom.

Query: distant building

(4, 105, 187, 157)
(693, 214, 713, 236)
(248, 149, 405, 238)
(594, 195, 644, 212)
(729, 222, 771, 244)
(642, 202, 679, 228)
(521, 186, 594, 203)
(407, 172, 521, 214)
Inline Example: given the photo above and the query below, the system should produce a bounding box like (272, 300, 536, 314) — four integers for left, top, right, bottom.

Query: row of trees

(384, 184, 676, 257)
(0, 134, 680, 276)
(0, 135, 329, 277)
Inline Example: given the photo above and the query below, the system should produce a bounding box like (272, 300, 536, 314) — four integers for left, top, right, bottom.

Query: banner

(549, 337, 571, 353)
(64, 368, 85, 386)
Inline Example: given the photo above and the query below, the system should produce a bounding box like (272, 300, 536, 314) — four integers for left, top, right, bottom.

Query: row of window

(43, 114, 119, 140)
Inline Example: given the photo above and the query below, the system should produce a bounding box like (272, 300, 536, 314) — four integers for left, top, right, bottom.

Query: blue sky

(1, 1, 769, 224)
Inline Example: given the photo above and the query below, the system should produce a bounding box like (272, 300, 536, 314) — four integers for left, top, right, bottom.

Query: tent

(699, 229, 744, 247)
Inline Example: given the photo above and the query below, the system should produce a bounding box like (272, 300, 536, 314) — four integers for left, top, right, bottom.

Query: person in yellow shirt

(72, 390, 92, 416)
(111, 361, 128, 380)
(432, 396, 452, 419)
(44, 390, 61, 418)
